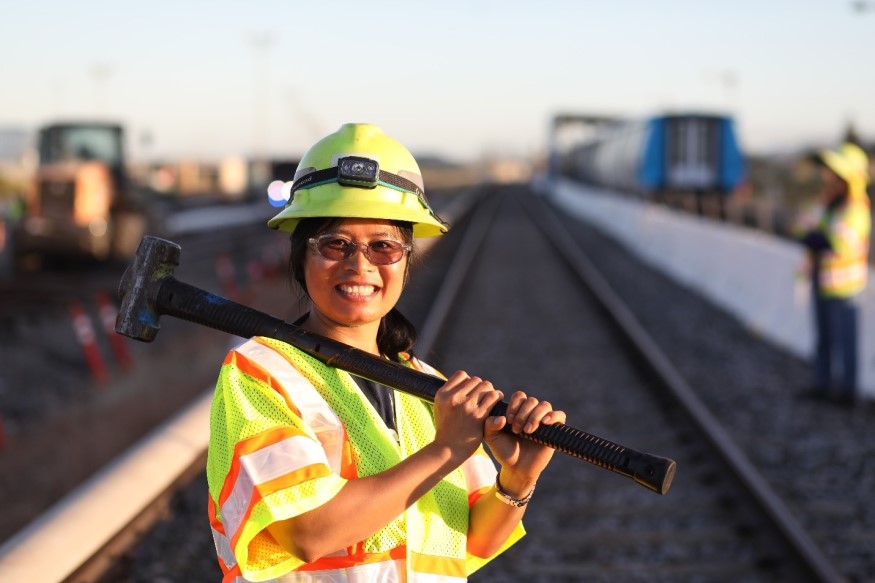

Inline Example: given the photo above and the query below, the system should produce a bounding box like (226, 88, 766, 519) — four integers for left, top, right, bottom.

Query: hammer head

(115, 236, 182, 342)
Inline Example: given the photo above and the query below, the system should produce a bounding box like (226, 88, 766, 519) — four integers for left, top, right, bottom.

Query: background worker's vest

(206, 337, 521, 582)
(817, 193, 870, 298)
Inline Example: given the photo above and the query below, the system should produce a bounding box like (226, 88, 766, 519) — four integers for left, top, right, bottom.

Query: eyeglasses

(308, 234, 411, 265)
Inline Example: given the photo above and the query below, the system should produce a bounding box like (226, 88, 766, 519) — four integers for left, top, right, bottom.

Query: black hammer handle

(127, 272, 675, 494)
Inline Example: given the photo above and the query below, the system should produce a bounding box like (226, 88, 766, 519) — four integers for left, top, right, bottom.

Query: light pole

(90, 62, 115, 117)
(245, 32, 275, 162)
(285, 88, 324, 148)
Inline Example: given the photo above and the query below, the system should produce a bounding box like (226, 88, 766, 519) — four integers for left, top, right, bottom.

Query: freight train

(556, 113, 746, 207)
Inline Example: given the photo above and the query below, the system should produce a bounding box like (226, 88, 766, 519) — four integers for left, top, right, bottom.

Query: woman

(206, 123, 565, 582)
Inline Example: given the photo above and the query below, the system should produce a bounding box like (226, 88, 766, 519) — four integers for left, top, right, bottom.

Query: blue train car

(561, 113, 746, 197)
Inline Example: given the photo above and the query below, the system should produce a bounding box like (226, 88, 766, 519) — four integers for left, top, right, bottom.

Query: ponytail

(378, 307, 417, 362)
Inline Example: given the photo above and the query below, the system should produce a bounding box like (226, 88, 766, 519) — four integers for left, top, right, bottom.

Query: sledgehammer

(116, 236, 676, 495)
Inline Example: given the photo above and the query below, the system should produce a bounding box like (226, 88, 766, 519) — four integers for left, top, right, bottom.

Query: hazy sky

(2, 0, 873, 162)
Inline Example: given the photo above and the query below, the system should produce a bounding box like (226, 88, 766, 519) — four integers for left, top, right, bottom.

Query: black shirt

(351, 375, 397, 433)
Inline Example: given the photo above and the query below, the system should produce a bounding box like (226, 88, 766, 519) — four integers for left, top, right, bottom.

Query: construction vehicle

(13, 121, 151, 266)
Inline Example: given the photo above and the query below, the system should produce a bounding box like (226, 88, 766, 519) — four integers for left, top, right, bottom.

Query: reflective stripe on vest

(207, 557, 444, 583)
(221, 432, 330, 540)
(820, 256, 868, 297)
(205, 559, 465, 583)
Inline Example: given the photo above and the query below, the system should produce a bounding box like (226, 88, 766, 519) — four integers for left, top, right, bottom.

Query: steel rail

(416, 190, 502, 356)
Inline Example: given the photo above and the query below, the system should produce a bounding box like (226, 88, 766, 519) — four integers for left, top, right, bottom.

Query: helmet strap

(291, 166, 427, 201)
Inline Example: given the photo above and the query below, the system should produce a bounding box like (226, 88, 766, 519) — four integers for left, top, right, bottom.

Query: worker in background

(796, 142, 870, 407)
(205, 123, 565, 582)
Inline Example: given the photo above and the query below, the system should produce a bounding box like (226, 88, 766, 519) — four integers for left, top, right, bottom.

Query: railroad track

(435, 190, 835, 582)
(2, 185, 866, 582)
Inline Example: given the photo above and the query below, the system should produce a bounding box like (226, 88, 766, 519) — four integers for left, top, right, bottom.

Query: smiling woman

(204, 123, 567, 582)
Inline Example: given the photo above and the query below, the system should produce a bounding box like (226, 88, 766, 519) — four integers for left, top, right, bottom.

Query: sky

(2, 0, 873, 164)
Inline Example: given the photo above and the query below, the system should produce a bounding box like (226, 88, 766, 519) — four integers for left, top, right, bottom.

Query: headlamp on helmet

(338, 156, 379, 188)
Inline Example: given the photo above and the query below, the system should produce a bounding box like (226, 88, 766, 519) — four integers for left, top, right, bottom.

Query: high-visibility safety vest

(815, 191, 871, 298)
(206, 336, 524, 582)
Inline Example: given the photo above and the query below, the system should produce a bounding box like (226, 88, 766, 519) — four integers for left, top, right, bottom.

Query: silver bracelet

(495, 471, 535, 507)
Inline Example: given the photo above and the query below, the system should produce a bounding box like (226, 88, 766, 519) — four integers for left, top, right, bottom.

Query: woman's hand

(484, 391, 566, 486)
(432, 371, 505, 462)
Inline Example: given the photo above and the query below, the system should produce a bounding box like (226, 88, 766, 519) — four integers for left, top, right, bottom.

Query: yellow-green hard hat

(818, 142, 870, 185)
(268, 123, 448, 237)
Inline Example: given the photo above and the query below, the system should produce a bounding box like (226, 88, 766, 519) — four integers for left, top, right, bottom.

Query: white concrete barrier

(0, 391, 212, 582)
(549, 179, 875, 399)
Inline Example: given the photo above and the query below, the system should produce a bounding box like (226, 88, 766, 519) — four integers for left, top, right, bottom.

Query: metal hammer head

(115, 236, 182, 342)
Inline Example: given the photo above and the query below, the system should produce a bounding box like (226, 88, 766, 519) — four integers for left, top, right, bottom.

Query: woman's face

(303, 218, 409, 331)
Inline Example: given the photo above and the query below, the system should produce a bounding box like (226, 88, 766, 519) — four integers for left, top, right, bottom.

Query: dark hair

(288, 217, 417, 362)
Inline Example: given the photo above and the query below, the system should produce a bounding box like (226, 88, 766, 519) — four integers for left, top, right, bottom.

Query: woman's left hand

(483, 391, 566, 483)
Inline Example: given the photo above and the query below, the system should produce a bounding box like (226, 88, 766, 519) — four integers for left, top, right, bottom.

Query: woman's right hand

(432, 371, 504, 460)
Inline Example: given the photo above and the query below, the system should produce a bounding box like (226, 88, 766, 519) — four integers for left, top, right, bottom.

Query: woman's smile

(336, 283, 380, 301)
